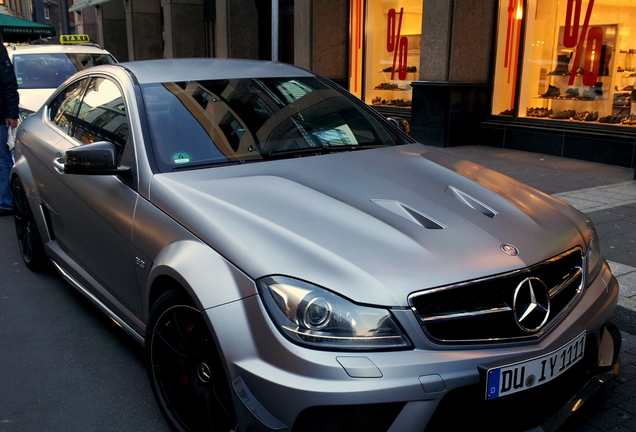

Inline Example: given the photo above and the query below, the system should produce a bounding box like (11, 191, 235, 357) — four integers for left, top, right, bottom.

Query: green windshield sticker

(171, 153, 191, 164)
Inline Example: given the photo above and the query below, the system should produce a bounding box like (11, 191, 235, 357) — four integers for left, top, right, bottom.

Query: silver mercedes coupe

(10, 58, 621, 432)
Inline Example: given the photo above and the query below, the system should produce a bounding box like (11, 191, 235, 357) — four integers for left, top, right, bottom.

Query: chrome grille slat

(419, 307, 512, 323)
(549, 266, 583, 297)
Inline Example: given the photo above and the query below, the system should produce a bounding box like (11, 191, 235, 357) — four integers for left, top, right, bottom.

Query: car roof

(117, 58, 315, 85)
(6, 44, 113, 57)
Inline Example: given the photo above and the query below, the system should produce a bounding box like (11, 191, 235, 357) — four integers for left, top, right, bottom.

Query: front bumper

(204, 263, 621, 432)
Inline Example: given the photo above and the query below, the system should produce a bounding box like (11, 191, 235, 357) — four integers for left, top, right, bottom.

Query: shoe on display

(565, 88, 580, 98)
(584, 111, 599, 122)
(598, 115, 622, 124)
(582, 82, 603, 99)
(541, 85, 560, 98)
(574, 111, 588, 121)
(549, 110, 575, 119)
(535, 108, 553, 117)
(549, 53, 572, 75)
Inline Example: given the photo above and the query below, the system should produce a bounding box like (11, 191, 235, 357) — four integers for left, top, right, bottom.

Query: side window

(49, 79, 87, 135)
(72, 77, 130, 156)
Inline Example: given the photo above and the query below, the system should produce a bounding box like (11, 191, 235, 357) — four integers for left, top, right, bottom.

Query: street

(0, 214, 170, 431)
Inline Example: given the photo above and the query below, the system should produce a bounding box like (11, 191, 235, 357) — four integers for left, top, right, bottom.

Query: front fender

(146, 240, 258, 314)
(11, 150, 39, 197)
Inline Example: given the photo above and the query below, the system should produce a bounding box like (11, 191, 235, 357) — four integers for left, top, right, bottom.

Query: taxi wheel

(146, 290, 238, 432)
(11, 177, 48, 271)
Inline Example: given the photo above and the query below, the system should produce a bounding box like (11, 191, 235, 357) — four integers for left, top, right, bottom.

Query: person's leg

(0, 125, 13, 213)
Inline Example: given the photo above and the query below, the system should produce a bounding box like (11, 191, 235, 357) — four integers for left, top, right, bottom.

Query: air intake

(446, 186, 497, 218)
(372, 199, 446, 229)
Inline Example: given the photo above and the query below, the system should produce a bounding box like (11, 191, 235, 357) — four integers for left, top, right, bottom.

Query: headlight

(18, 108, 34, 123)
(585, 220, 603, 286)
(258, 276, 412, 351)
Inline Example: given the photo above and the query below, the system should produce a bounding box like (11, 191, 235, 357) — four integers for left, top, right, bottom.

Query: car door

(44, 75, 142, 319)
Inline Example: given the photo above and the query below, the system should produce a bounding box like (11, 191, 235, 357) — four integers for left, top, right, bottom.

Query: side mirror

(387, 117, 400, 128)
(64, 141, 127, 175)
(387, 117, 411, 134)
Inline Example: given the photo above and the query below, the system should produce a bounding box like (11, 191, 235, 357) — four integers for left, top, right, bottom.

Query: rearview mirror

(64, 141, 127, 175)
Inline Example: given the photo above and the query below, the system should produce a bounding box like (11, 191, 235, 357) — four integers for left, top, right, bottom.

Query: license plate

(486, 332, 586, 400)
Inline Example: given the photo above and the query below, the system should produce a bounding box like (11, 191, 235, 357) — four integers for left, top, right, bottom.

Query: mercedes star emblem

(501, 244, 519, 256)
(512, 277, 550, 332)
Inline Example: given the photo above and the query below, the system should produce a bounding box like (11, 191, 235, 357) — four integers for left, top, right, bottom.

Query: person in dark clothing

(0, 45, 19, 216)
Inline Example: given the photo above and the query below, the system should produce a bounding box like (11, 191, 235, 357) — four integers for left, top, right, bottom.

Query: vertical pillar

(294, 0, 312, 70)
(124, 0, 162, 61)
(162, 0, 205, 58)
(410, 0, 496, 147)
(312, 0, 348, 87)
(98, 0, 128, 62)
(226, 0, 260, 59)
(77, 8, 99, 39)
(214, 0, 229, 58)
(272, 0, 278, 61)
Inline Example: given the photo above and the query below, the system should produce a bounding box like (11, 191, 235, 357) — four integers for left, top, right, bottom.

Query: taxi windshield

(141, 76, 404, 172)
(13, 52, 116, 89)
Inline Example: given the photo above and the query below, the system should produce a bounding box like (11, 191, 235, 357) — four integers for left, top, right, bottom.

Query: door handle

(53, 155, 65, 174)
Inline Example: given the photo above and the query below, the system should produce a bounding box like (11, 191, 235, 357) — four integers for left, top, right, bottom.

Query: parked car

(10, 58, 621, 432)
(6, 43, 116, 121)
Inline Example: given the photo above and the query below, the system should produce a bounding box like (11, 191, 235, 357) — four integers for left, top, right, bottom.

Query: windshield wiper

(171, 159, 257, 171)
(267, 144, 385, 159)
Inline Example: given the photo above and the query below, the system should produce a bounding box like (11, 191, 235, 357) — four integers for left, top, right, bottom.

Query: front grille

(290, 402, 405, 432)
(409, 248, 584, 343)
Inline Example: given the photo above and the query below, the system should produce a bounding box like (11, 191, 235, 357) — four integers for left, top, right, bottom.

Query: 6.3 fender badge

(501, 244, 519, 256)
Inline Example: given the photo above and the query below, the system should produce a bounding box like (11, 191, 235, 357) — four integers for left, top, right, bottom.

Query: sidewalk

(439, 145, 636, 332)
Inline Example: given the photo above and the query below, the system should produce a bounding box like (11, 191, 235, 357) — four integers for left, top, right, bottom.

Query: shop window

(494, 0, 636, 125)
(349, 0, 422, 109)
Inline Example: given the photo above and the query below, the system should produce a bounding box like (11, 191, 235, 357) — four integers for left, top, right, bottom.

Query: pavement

(441, 145, 636, 432)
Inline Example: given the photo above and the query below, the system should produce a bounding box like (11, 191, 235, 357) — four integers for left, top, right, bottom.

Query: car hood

(149, 144, 589, 306)
(18, 88, 55, 113)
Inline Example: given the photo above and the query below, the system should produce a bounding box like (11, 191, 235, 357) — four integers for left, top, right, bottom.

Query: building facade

(67, 0, 636, 170)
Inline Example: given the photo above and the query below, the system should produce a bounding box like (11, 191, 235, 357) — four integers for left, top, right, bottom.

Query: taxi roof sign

(60, 34, 90, 44)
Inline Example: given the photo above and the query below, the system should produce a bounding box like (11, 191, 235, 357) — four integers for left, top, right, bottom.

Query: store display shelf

(534, 96, 608, 101)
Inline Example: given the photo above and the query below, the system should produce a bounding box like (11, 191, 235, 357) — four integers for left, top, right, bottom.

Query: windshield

(141, 77, 404, 172)
(13, 52, 116, 89)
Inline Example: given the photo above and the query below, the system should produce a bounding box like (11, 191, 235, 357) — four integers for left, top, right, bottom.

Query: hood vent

(372, 199, 446, 229)
(445, 186, 497, 219)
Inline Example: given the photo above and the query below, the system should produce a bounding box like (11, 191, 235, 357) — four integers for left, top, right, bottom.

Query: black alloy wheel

(11, 177, 47, 271)
(147, 290, 238, 432)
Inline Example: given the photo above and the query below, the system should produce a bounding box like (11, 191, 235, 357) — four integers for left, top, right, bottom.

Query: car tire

(11, 177, 48, 271)
(146, 289, 238, 432)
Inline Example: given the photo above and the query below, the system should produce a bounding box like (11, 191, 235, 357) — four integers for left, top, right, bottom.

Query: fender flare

(11, 152, 39, 197)
(144, 239, 258, 318)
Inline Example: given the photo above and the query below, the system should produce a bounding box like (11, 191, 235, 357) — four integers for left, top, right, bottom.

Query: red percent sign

(387, 8, 408, 80)
(564, 0, 601, 86)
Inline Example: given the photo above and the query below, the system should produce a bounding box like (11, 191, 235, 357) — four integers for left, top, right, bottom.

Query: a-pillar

(124, 0, 162, 61)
